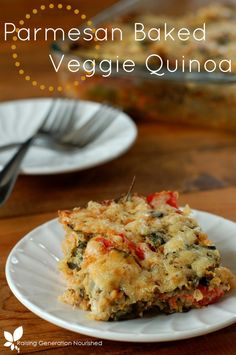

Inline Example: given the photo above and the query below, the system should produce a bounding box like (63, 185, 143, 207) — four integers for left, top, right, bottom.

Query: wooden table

(1, 1, 236, 354)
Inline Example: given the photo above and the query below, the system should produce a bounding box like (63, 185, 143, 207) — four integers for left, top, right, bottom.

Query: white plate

(0, 99, 137, 175)
(5, 210, 236, 342)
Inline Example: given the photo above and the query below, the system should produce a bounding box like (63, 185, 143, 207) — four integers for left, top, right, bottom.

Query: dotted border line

(11, 3, 98, 93)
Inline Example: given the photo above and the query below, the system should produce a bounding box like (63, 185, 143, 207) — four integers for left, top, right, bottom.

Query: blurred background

(2, 0, 236, 128)
(1, 0, 236, 216)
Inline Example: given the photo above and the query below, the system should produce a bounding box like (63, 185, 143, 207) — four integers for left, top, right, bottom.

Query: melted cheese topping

(59, 192, 235, 320)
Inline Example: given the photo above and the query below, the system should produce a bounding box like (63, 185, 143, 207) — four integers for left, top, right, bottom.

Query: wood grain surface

(0, 1, 236, 354)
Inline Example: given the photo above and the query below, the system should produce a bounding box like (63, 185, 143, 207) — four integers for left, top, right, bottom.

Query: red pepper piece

(96, 237, 113, 249)
(119, 233, 145, 260)
(135, 246, 145, 260)
(196, 286, 225, 306)
(147, 191, 179, 209)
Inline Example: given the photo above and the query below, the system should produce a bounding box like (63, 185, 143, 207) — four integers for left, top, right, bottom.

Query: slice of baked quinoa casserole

(58, 191, 235, 321)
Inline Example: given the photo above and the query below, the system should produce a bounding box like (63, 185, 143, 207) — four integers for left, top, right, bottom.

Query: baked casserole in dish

(52, 1, 236, 131)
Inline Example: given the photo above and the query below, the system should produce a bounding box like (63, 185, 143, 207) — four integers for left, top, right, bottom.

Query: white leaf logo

(4, 341, 12, 347)
(4, 331, 13, 342)
(3, 326, 23, 352)
(13, 326, 23, 341)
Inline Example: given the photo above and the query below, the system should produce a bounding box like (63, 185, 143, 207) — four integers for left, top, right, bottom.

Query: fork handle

(0, 136, 34, 206)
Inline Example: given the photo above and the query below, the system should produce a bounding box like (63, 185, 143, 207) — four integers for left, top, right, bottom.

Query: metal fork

(0, 104, 117, 152)
(0, 100, 117, 206)
(0, 99, 77, 207)
(61, 104, 117, 148)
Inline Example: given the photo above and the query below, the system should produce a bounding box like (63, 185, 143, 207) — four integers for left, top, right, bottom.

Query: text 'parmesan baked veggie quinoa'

(58, 191, 235, 321)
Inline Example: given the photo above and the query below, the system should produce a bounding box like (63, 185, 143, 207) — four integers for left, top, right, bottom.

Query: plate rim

(0, 98, 137, 175)
(5, 209, 236, 342)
